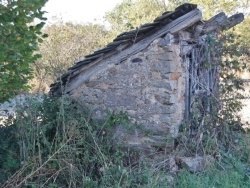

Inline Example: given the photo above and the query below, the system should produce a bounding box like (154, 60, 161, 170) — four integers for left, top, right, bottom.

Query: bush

(0, 95, 172, 187)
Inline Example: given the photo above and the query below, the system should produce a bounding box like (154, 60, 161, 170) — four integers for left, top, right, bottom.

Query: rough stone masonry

(50, 4, 244, 152)
(70, 38, 185, 149)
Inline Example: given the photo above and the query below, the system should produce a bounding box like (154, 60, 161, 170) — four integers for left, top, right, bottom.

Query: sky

(43, 0, 123, 25)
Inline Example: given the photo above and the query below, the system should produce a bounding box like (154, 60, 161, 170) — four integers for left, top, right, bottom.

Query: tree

(32, 22, 109, 92)
(0, 0, 48, 102)
(105, 0, 167, 36)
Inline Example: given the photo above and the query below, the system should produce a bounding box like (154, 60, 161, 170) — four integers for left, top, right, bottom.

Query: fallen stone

(177, 155, 213, 172)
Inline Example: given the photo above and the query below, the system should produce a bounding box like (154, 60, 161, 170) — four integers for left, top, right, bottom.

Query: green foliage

(190, 0, 238, 18)
(0, 0, 48, 102)
(32, 22, 109, 91)
(176, 142, 250, 188)
(169, 0, 250, 18)
(105, 0, 167, 35)
(0, 125, 20, 183)
(0, 96, 172, 187)
(1, 95, 250, 187)
(105, 0, 249, 35)
(219, 32, 247, 121)
(176, 167, 250, 188)
(106, 111, 130, 127)
(177, 30, 248, 158)
(233, 16, 250, 70)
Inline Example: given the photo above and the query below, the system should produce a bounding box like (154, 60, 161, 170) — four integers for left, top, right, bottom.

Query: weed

(0, 95, 172, 187)
(176, 158, 250, 188)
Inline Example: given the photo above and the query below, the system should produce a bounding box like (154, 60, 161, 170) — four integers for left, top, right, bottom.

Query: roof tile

(50, 3, 197, 94)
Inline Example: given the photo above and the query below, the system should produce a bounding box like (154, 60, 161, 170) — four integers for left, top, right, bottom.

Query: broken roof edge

(50, 3, 200, 95)
(50, 3, 244, 96)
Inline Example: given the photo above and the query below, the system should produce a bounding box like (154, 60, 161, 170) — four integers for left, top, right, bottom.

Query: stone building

(50, 4, 243, 151)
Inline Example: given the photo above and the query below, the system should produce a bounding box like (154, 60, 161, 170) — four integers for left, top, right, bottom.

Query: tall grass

(0, 95, 171, 187)
(0, 95, 250, 187)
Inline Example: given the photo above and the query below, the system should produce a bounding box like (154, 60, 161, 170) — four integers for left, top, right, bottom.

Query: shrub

(0, 95, 171, 187)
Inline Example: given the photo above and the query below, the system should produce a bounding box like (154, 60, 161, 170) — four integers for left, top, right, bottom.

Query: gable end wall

(70, 37, 186, 147)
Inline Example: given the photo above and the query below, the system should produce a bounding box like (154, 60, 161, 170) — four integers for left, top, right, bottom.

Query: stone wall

(69, 38, 186, 149)
(0, 94, 43, 126)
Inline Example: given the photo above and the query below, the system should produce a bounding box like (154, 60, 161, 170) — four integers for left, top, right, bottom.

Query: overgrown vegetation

(0, 93, 250, 187)
(1, 0, 250, 187)
(175, 133, 250, 187)
(0, 96, 173, 187)
(177, 31, 248, 155)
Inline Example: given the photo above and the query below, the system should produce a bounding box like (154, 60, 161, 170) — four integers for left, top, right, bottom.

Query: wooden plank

(222, 13, 244, 30)
(198, 12, 244, 35)
(117, 9, 202, 62)
(242, 79, 250, 82)
(154, 11, 173, 22)
(202, 12, 228, 34)
(63, 9, 202, 94)
(184, 57, 190, 121)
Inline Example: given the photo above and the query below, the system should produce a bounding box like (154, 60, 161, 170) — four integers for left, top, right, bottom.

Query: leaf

(35, 22, 45, 31)
(38, 38, 43, 43)
(0, 0, 48, 103)
(42, 33, 48, 38)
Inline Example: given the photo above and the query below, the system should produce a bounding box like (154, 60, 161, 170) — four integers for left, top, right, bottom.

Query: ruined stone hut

(50, 4, 243, 150)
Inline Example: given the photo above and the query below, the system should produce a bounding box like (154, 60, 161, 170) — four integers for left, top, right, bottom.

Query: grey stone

(177, 156, 214, 172)
(69, 40, 186, 151)
(151, 61, 171, 73)
(105, 93, 137, 108)
(155, 94, 172, 105)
